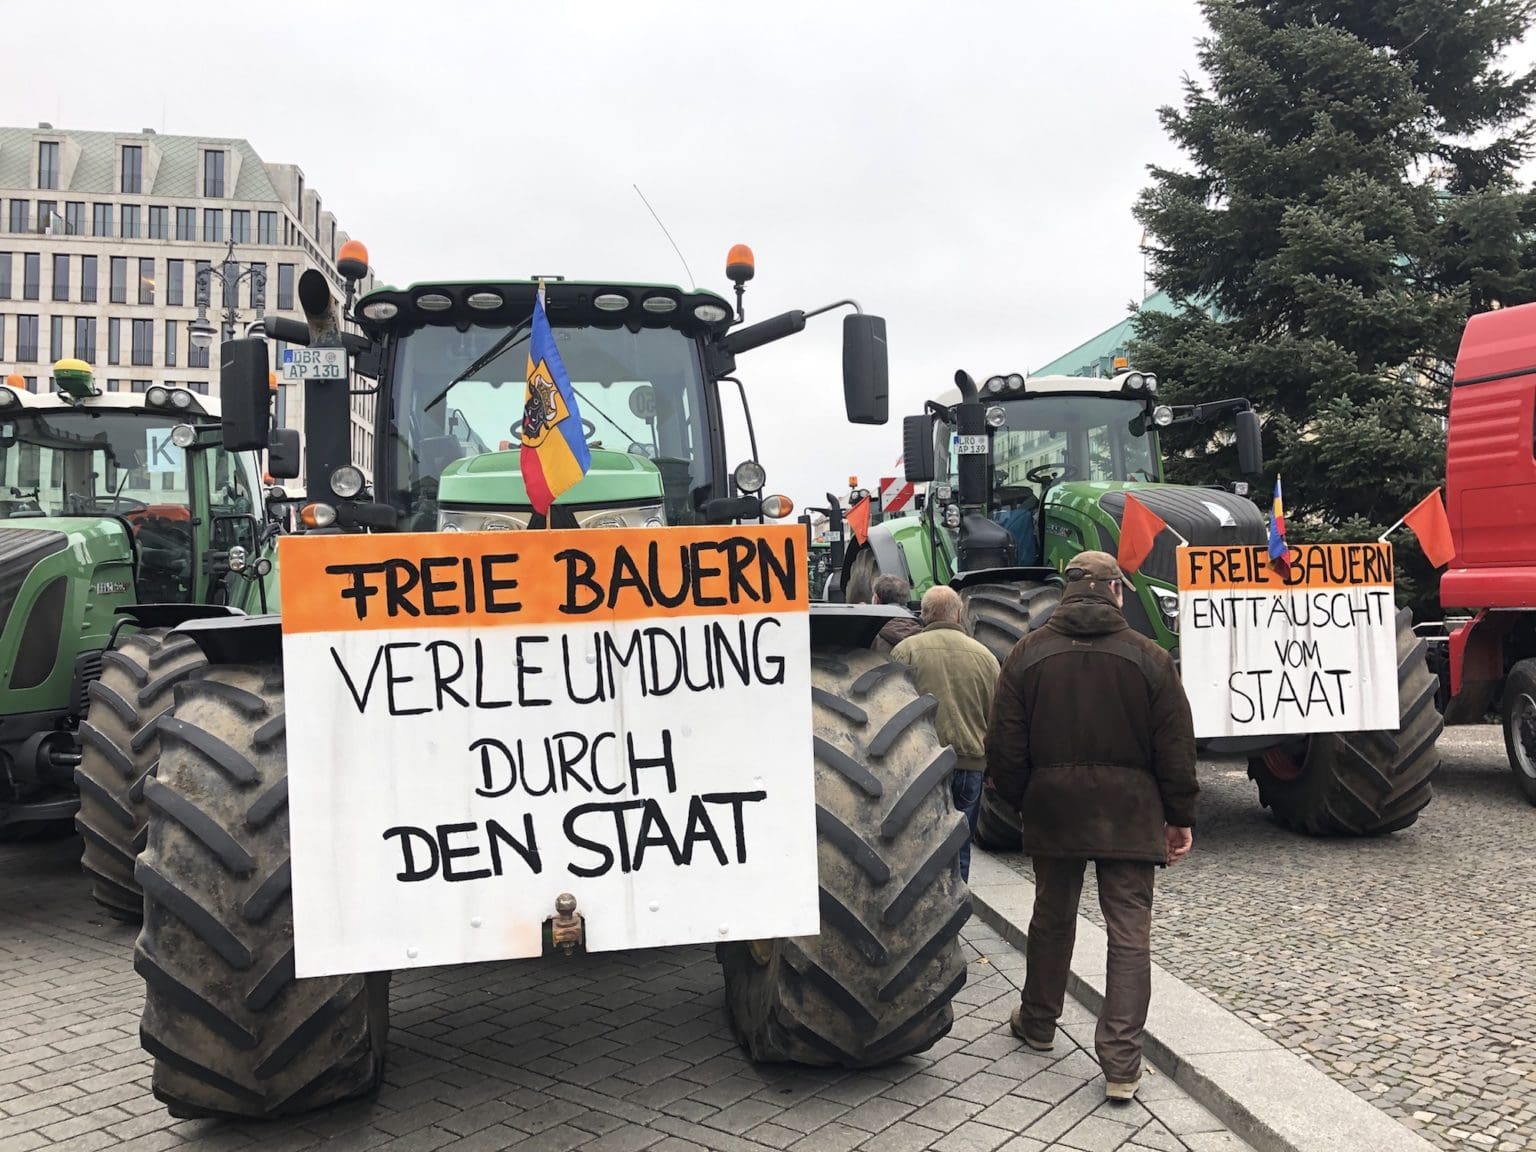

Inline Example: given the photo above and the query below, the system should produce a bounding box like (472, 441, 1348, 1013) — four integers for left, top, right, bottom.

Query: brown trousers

(1018, 856, 1156, 1083)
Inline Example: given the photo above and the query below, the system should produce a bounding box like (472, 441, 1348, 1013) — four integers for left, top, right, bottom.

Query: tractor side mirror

(266, 427, 301, 480)
(220, 338, 272, 452)
(842, 314, 889, 426)
(903, 415, 936, 482)
(210, 512, 260, 552)
(1235, 409, 1263, 476)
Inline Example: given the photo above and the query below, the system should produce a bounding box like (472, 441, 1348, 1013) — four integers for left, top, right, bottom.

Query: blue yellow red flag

(1267, 474, 1290, 575)
(520, 285, 591, 517)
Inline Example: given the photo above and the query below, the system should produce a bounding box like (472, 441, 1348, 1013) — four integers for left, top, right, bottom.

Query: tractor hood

(435, 448, 666, 530)
(1090, 484, 1266, 586)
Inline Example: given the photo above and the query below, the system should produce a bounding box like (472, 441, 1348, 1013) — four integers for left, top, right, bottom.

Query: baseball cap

(1064, 550, 1125, 583)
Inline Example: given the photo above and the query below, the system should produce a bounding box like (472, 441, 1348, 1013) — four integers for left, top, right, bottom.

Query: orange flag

(1403, 487, 1455, 568)
(1118, 493, 1169, 575)
(846, 496, 871, 545)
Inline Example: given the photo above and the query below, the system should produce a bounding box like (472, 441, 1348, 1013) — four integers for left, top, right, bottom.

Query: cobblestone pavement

(998, 725, 1536, 1152)
(0, 835, 1251, 1152)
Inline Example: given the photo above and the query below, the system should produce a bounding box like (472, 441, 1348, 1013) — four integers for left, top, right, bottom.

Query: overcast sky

(15, 1, 1229, 511)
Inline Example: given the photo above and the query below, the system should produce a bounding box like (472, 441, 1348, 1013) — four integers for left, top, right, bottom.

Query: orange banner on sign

(278, 524, 808, 635)
(1177, 542, 1394, 592)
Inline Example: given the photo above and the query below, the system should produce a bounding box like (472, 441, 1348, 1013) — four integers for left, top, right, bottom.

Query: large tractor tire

(135, 663, 389, 1119)
(1501, 659, 1536, 806)
(961, 582, 1063, 665)
(76, 628, 208, 921)
(1248, 606, 1443, 835)
(720, 645, 971, 1067)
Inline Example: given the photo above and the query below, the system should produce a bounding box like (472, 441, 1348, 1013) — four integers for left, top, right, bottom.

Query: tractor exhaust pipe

(297, 269, 351, 507)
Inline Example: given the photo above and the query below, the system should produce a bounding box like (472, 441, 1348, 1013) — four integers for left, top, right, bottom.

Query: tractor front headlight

(1150, 585, 1179, 631)
(437, 508, 531, 532)
(575, 503, 666, 529)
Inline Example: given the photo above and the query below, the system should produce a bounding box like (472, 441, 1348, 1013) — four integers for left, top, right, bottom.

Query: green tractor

(105, 243, 975, 1120)
(0, 361, 271, 906)
(842, 368, 1442, 840)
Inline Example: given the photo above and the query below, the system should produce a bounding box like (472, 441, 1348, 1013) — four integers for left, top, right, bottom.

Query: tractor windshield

(385, 322, 716, 529)
(938, 394, 1158, 494)
(0, 408, 253, 601)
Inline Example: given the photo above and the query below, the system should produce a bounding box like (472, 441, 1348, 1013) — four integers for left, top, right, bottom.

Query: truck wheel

(961, 582, 1062, 665)
(720, 646, 971, 1067)
(135, 663, 389, 1119)
(1248, 607, 1443, 835)
(973, 784, 1023, 852)
(75, 628, 207, 921)
(1501, 659, 1536, 805)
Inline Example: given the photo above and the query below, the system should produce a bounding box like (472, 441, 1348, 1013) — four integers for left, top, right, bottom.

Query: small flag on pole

(1118, 493, 1169, 575)
(520, 284, 591, 518)
(1267, 476, 1290, 576)
(1402, 487, 1455, 569)
(846, 496, 872, 545)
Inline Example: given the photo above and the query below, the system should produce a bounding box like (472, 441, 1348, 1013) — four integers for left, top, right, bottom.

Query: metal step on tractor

(1420, 302, 1536, 806)
(87, 241, 978, 1120)
(0, 363, 271, 901)
(840, 367, 1443, 840)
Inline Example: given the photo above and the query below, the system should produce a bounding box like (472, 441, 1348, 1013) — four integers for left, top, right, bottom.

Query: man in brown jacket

(984, 550, 1197, 1102)
(871, 573, 922, 654)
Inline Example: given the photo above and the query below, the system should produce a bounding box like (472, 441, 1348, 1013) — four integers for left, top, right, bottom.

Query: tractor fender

(839, 522, 912, 593)
(107, 603, 247, 650)
(809, 602, 914, 650)
(168, 613, 283, 666)
(1443, 610, 1518, 724)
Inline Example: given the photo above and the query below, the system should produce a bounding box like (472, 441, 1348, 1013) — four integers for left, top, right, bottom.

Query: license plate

(953, 435, 988, 455)
(280, 347, 349, 381)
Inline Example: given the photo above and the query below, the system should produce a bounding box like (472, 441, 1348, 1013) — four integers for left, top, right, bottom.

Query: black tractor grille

(1098, 488, 1266, 586)
(72, 649, 106, 717)
(0, 527, 69, 644)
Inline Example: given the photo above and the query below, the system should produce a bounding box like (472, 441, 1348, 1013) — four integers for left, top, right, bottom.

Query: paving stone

(1059, 1116, 1141, 1152)
(928, 1119, 1013, 1151)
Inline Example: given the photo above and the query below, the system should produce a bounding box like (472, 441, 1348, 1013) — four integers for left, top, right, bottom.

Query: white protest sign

(278, 524, 817, 977)
(144, 428, 184, 473)
(1176, 542, 1398, 739)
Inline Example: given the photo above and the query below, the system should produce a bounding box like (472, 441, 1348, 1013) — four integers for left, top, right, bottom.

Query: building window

(105, 378, 120, 393)
(121, 145, 143, 194)
(165, 320, 177, 367)
(38, 201, 57, 233)
(189, 379, 210, 396)
(92, 203, 112, 237)
(203, 150, 226, 198)
(0, 316, 5, 358)
(148, 205, 168, 240)
(258, 211, 277, 245)
(75, 317, 97, 363)
(223, 263, 239, 310)
(132, 319, 154, 366)
(188, 329, 209, 369)
(0, 252, 10, 298)
(50, 316, 65, 361)
(110, 257, 128, 304)
(249, 263, 267, 310)
(10, 200, 30, 233)
(108, 317, 121, 365)
(23, 253, 40, 300)
(65, 202, 84, 235)
(52, 253, 69, 301)
(232, 210, 251, 244)
(204, 209, 222, 243)
(166, 259, 184, 306)
(139, 258, 155, 305)
(194, 260, 211, 306)
(277, 263, 295, 310)
(131, 380, 150, 393)
(38, 142, 60, 190)
(17, 315, 39, 361)
(22, 377, 36, 392)
(121, 204, 141, 240)
(175, 207, 195, 241)
(81, 255, 97, 303)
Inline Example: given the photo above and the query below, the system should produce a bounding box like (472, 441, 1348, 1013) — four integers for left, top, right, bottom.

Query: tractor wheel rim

(1515, 692, 1536, 782)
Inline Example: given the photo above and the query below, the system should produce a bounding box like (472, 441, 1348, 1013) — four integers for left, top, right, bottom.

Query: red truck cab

(1435, 301, 1536, 803)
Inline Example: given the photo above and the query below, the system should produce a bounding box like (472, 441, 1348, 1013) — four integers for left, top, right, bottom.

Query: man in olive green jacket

(890, 585, 1000, 880)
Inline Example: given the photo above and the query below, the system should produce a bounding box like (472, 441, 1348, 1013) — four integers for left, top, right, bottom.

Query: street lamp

(190, 236, 266, 351)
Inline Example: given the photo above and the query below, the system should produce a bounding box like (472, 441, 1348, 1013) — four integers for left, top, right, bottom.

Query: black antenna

(633, 184, 696, 290)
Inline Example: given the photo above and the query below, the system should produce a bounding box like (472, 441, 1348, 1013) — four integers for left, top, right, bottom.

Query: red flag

(846, 496, 871, 546)
(1403, 487, 1455, 568)
(1118, 493, 1169, 575)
